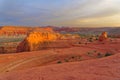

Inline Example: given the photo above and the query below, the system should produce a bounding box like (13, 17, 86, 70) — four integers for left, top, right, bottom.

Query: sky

(0, 0, 120, 27)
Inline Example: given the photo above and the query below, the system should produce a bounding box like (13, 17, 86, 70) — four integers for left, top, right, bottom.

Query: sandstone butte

(17, 28, 60, 52)
(99, 32, 108, 41)
(0, 26, 57, 36)
(0, 26, 31, 35)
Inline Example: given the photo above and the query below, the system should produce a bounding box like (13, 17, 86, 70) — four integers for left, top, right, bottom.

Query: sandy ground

(0, 38, 119, 80)
(0, 52, 120, 80)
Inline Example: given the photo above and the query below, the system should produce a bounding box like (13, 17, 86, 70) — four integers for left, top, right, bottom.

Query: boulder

(99, 32, 108, 41)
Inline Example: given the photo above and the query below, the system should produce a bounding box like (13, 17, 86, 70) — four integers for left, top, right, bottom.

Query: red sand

(0, 53, 120, 80)
(0, 38, 119, 80)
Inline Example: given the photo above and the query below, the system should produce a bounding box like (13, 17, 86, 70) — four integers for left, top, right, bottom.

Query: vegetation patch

(105, 52, 113, 57)
(57, 61, 62, 64)
(97, 53, 103, 58)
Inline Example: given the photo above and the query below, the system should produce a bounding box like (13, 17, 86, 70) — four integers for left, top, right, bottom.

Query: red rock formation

(99, 32, 108, 41)
(17, 29, 60, 52)
(0, 26, 57, 36)
(0, 26, 31, 36)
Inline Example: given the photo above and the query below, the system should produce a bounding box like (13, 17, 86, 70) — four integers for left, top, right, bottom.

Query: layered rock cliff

(0, 26, 31, 36)
(17, 29, 60, 52)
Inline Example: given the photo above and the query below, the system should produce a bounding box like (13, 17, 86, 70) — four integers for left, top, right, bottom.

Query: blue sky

(0, 0, 120, 27)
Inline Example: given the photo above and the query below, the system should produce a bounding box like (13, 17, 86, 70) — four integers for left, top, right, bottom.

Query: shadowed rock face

(17, 29, 60, 52)
(99, 32, 108, 41)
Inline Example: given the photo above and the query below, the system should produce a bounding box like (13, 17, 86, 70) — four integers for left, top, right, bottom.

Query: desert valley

(0, 26, 119, 80)
(1, 0, 120, 80)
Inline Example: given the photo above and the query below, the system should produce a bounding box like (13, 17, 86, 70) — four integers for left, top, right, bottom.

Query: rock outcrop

(99, 32, 108, 41)
(17, 28, 60, 52)
(0, 26, 57, 36)
(0, 26, 31, 36)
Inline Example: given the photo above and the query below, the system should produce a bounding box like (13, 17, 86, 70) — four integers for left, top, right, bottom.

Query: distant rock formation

(0, 26, 31, 36)
(17, 28, 60, 52)
(0, 26, 59, 36)
(60, 34, 80, 40)
(99, 32, 108, 41)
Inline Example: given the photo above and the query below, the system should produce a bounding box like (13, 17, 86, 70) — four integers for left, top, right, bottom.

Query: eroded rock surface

(99, 32, 108, 41)
(17, 28, 60, 52)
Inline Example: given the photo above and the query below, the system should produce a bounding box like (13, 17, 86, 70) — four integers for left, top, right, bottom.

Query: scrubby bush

(96, 38, 98, 40)
(94, 50, 97, 53)
(88, 38, 93, 42)
(71, 56, 75, 59)
(57, 61, 62, 64)
(105, 52, 112, 57)
(64, 59, 69, 62)
(97, 53, 102, 58)
(78, 42, 82, 44)
(87, 52, 91, 55)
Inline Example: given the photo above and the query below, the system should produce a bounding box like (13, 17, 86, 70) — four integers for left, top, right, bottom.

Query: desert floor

(0, 38, 119, 80)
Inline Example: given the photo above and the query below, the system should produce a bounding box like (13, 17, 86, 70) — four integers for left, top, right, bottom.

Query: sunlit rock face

(17, 29, 60, 52)
(99, 32, 108, 41)
(0, 26, 31, 36)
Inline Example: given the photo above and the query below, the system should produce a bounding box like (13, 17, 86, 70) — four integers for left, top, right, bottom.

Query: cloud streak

(0, 0, 120, 27)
